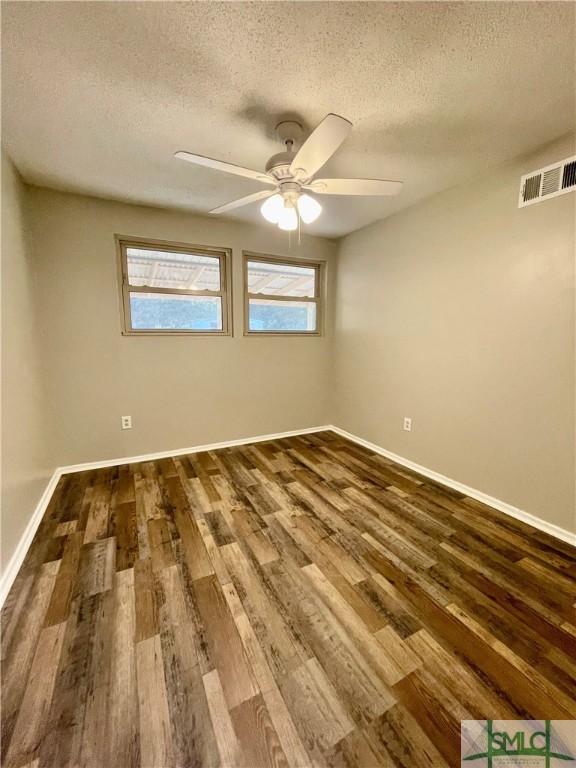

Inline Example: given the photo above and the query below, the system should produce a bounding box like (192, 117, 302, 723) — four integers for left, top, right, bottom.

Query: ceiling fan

(175, 114, 403, 230)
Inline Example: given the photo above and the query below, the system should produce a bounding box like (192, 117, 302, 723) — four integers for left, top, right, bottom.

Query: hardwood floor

(2, 430, 575, 767)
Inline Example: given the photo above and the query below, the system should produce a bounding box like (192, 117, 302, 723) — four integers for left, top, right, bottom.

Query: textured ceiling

(2, 2, 575, 238)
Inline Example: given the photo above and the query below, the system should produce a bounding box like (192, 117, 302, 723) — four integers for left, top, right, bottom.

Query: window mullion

(127, 285, 223, 298)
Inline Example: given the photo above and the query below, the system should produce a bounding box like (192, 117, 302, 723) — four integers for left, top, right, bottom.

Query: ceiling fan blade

(305, 178, 403, 196)
(209, 189, 276, 215)
(175, 151, 275, 185)
(289, 114, 352, 180)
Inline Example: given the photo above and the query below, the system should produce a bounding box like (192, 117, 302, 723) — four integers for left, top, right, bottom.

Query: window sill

(121, 330, 232, 337)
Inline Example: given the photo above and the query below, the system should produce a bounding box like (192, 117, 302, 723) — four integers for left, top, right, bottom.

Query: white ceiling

(2, 2, 574, 238)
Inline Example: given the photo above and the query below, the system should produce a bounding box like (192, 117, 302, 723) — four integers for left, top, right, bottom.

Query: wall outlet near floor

(403, 417, 412, 432)
(121, 415, 132, 430)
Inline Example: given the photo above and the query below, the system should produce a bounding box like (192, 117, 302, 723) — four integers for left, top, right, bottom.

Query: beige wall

(334, 134, 576, 532)
(28, 188, 336, 467)
(1, 153, 52, 568)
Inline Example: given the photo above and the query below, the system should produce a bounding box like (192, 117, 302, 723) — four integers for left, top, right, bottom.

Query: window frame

(242, 251, 324, 337)
(116, 235, 233, 336)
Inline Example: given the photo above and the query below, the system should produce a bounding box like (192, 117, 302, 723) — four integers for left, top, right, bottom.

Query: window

(118, 238, 231, 335)
(243, 253, 323, 335)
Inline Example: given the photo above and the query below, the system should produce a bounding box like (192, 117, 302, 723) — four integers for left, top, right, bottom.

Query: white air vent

(519, 155, 576, 208)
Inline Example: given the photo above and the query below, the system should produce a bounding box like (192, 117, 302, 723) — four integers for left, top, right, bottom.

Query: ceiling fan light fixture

(277, 205, 298, 231)
(177, 113, 403, 227)
(260, 193, 284, 223)
(297, 194, 322, 224)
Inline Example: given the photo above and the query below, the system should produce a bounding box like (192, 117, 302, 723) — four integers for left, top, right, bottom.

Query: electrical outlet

(121, 415, 132, 430)
(403, 417, 412, 432)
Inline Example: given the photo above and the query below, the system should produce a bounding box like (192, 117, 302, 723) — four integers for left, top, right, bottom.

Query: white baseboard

(0, 425, 329, 607)
(2, 421, 573, 609)
(59, 425, 331, 475)
(59, 426, 332, 475)
(328, 425, 576, 547)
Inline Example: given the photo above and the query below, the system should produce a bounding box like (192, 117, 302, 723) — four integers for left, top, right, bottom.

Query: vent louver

(562, 160, 576, 190)
(542, 167, 560, 196)
(519, 155, 576, 207)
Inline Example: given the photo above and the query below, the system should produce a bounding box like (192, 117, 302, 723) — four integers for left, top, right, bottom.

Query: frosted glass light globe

(278, 206, 298, 231)
(260, 194, 284, 223)
(297, 194, 322, 224)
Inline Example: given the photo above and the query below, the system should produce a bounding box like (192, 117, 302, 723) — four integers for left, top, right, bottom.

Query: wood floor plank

(1, 561, 60, 760)
(106, 569, 139, 768)
(158, 565, 219, 767)
(302, 563, 414, 686)
(193, 573, 260, 709)
(43, 532, 83, 627)
(83, 480, 113, 543)
(1, 572, 35, 663)
(364, 705, 450, 768)
(78, 589, 115, 767)
(391, 668, 469, 766)
(6, 622, 67, 767)
(262, 685, 313, 768)
(325, 727, 390, 768)
(75, 536, 115, 598)
(37, 593, 102, 768)
(134, 558, 159, 643)
(405, 628, 520, 718)
(2, 430, 575, 767)
(265, 558, 397, 727)
(279, 657, 355, 763)
(203, 668, 243, 768)
(374, 625, 422, 678)
(115, 500, 139, 572)
(221, 580, 312, 767)
(136, 634, 173, 768)
(230, 693, 290, 768)
(165, 475, 214, 580)
(221, 541, 308, 677)
(147, 517, 176, 572)
(196, 516, 232, 586)
(54, 520, 78, 537)
(446, 602, 576, 717)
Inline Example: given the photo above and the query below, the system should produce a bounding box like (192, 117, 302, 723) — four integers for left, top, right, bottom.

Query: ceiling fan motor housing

(265, 120, 305, 181)
(265, 150, 295, 177)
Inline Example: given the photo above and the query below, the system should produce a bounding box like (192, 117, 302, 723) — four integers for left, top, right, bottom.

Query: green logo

(462, 720, 575, 767)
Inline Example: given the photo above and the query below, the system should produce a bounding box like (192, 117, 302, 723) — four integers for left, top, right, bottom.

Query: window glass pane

(127, 248, 221, 291)
(129, 292, 222, 330)
(247, 260, 316, 297)
(248, 299, 317, 332)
